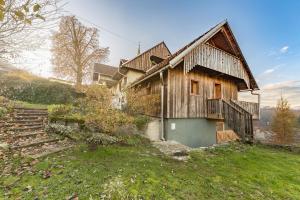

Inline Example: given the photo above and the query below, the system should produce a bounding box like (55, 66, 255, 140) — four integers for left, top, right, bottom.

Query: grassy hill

(0, 69, 78, 105)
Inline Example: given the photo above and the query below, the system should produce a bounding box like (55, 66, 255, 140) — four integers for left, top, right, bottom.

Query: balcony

(184, 44, 251, 90)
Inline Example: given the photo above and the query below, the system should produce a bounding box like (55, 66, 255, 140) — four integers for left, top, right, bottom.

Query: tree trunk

(75, 65, 83, 90)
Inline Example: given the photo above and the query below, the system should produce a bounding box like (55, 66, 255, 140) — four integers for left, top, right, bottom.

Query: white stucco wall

(111, 69, 144, 109)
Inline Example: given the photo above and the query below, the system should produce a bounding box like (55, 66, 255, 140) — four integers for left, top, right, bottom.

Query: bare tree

(271, 97, 296, 144)
(0, 0, 64, 62)
(51, 16, 109, 89)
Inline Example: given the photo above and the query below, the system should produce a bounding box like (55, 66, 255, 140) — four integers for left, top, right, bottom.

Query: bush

(133, 115, 149, 130)
(48, 104, 73, 117)
(124, 88, 160, 116)
(85, 109, 134, 134)
(0, 106, 8, 119)
(45, 123, 74, 137)
(0, 72, 78, 104)
(113, 124, 138, 136)
(86, 133, 119, 150)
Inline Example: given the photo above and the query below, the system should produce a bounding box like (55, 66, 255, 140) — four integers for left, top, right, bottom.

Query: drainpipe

(160, 71, 165, 141)
(251, 90, 260, 120)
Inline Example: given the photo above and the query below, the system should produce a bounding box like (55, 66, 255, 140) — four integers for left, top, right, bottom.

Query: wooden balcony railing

(231, 100, 259, 119)
(207, 98, 253, 142)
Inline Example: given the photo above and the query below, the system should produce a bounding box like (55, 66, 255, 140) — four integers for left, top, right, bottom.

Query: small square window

(191, 80, 199, 95)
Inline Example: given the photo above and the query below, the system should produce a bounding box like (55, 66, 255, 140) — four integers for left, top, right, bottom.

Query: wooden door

(214, 83, 222, 99)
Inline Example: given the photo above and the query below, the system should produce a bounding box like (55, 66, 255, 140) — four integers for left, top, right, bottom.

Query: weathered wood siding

(124, 42, 170, 72)
(183, 43, 250, 89)
(135, 75, 166, 117)
(167, 66, 238, 118)
(232, 100, 259, 120)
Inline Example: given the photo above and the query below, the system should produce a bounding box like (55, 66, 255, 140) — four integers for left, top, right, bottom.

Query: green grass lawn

(1, 143, 300, 199)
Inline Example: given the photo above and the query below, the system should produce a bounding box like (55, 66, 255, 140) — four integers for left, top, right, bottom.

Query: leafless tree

(0, 0, 64, 62)
(51, 16, 109, 89)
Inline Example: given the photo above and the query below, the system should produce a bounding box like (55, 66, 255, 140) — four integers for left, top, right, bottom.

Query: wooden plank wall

(135, 75, 164, 117)
(183, 43, 250, 89)
(167, 66, 238, 118)
(124, 42, 170, 72)
(232, 100, 259, 119)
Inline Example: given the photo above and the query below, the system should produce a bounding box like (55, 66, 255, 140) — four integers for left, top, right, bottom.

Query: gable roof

(131, 20, 259, 90)
(94, 63, 118, 77)
(121, 41, 171, 72)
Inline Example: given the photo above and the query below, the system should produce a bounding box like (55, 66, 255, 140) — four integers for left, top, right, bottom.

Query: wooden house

(110, 42, 171, 108)
(93, 63, 118, 87)
(127, 21, 260, 147)
(93, 21, 260, 147)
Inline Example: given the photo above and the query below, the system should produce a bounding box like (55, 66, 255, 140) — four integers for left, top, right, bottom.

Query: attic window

(150, 55, 164, 66)
(191, 80, 199, 95)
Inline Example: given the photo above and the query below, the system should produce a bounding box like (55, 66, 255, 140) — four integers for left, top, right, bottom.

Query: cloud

(257, 64, 284, 80)
(260, 80, 300, 108)
(239, 80, 300, 108)
(262, 80, 300, 90)
(267, 46, 289, 57)
(280, 46, 289, 53)
(262, 68, 275, 75)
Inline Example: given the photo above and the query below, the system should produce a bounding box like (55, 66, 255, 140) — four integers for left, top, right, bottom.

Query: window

(190, 80, 199, 95)
(93, 73, 99, 82)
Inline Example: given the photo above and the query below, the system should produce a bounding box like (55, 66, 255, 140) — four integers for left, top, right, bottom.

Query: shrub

(45, 123, 74, 137)
(0, 106, 8, 119)
(133, 115, 149, 130)
(85, 109, 134, 134)
(48, 104, 74, 118)
(124, 88, 160, 116)
(113, 124, 138, 136)
(86, 133, 119, 150)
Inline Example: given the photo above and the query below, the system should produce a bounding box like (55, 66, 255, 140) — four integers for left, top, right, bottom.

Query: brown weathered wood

(183, 44, 250, 89)
(123, 42, 171, 72)
(168, 65, 238, 118)
(231, 100, 259, 119)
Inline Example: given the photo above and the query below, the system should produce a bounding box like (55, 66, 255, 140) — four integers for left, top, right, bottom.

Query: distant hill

(259, 107, 300, 128)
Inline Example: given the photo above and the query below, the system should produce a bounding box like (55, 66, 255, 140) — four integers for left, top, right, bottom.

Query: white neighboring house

(92, 41, 171, 109)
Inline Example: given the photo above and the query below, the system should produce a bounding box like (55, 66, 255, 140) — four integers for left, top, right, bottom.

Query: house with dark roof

(94, 20, 260, 147)
(93, 63, 118, 87)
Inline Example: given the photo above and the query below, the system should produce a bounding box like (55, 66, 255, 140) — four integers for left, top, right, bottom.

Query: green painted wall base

(165, 118, 216, 148)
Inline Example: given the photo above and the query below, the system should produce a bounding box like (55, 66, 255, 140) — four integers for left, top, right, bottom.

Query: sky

(19, 0, 300, 108)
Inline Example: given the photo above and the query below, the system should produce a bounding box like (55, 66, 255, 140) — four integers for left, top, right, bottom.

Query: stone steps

(14, 116, 41, 120)
(15, 113, 48, 117)
(14, 108, 48, 112)
(12, 122, 43, 127)
(11, 134, 58, 147)
(11, 119, 43, 124)
(10, 131, 46, 139)
(0, 131, 45, 140)
(8, 125, 44, 132)
(1, 107, 73, 158)
(11, 138, 60, 150)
